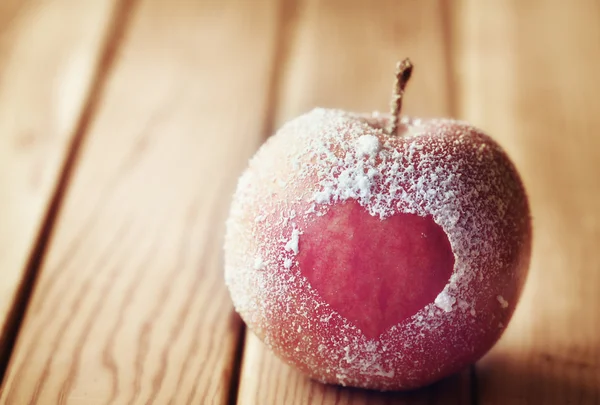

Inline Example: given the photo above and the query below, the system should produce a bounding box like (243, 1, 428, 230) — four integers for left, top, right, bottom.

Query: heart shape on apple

(298, 200, 454, 339)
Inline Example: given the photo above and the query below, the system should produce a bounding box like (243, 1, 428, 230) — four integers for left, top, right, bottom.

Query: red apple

(224, 60, 531, 390)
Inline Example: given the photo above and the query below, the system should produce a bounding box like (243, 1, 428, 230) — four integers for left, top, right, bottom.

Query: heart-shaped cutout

(298, 201, 454, 339)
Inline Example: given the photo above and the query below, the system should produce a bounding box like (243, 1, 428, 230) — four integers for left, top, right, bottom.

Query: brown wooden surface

(0, 0, 599, 404)
(453, 1, 600, 403)
(0, 0, 118, 373)
(0, 0, 281, 403)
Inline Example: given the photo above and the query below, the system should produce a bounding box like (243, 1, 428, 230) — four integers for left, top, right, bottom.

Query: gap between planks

(225, 0, 300, 402)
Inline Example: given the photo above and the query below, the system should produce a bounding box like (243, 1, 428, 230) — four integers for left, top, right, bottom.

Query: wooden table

(0, 1, 598, 404)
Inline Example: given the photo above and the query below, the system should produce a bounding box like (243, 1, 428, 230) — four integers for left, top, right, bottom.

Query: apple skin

(224, 108, 531, 390)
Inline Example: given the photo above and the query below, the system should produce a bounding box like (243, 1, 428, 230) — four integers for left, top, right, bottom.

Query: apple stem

(388, 58, 413, 136)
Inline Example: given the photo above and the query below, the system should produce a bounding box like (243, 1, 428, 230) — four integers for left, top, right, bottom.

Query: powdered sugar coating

(224, 108, 531, 390)
(355, 134, 381, 157)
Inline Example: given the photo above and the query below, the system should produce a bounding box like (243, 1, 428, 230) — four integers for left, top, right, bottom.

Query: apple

(224, 59, 531, 390)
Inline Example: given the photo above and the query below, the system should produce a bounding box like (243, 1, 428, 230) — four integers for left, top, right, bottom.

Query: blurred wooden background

(0, 0, 598, 404)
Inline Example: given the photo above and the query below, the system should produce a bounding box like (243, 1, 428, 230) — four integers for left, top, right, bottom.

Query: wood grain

(0, 0, 117, 372)
(273, 0, 454, 127)
(236, 1, 471, 403)
(453, 0, 600, 403)
(0, 0, 282, 403)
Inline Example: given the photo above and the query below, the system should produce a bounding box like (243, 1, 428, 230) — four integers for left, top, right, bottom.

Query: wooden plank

(0, 0, 281, 404)
(273, 0, 454, 127)
(0, 0, 117, 372)
(236, 0, 471, 403)
(453, 0, 600, 403)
